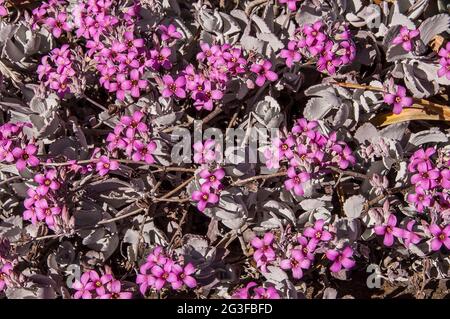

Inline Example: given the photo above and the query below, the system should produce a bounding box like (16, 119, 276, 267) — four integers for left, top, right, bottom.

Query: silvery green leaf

(418, 13, 450, 45)
(343, 195, 366, 219)
(262, 200, 296, 225)
(405, 128, 448, 150)
(262, 265, 289, 283)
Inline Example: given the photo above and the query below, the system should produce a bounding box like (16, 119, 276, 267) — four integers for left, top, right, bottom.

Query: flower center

(103, 163, 110, 169)
(294, 176, 300, 184)
(169, 83, 177, 92)
(281, 144, 289, 151)
(202, 194, 208, 201)
(386, 226, 393, 233)
(111, 293, 120, 299)
(315, 231, 322, 239)
(96, 281, 102, 287)
(395, 96, 401, 103)
(439, 233, 446, 241)
(403, 35, 410, 41)
(209, 176, 216, 182)
(44, 179, 51, 186)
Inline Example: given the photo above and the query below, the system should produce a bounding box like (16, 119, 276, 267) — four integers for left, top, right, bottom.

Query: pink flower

(0, 263, 12, 292)
(392, 27, 420, 52)
(303, 219, 332, 242)
(0, 2, 8, 17)
(280, 249, 311, 279)
(149, 47, 172, 70)
(132, 140, 156, 164)
(437, 57, 450, 80)
(162, 75, 186, 99)
(193, 139, 217, 164)
(326, 246, 356, 272)
(383, 85, 413, 114)
(72, 272, 95, 299)
(253, 286, 281, 299)
(250, 60, 278, 87)
(278, 0, 301, 11)
(158, 24, 182, 42)
(100, 280, 132, 299)
(273, 136, 296, 159)
(403, 220, 421, 247)
(12, 144, 40, 171)
(297, 235, 316, 261)
(199, 168, 225, 189)
(407, 186, 433, 213)
(46, 13, 72, 38)
(428, 224, 450, 251)
(251, 232, 276, 272)
(408, 147, 435, 172)
(120, 111, 148, 137)
(167, 263, 197, 290)
(96, 156, 119, 176)
(191, 184, 219, 212)
(284, 167, 310, 196)
(374, 214, 403, 247)
(151, 260, 174, 290)
(35, 199, 61, 227)
(411, 167, 440, 190)
(89, 270, 113, 296)
(280, 41, 302, 67)
(34, 169, 60, 196)
(331, 144, 355, 169)
(292, 118, 318, 139)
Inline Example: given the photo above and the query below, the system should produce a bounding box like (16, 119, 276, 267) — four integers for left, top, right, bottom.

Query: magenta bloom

(0, 2, 8, 17)
(392, 27, 420, 52)
(331, 144, 355, 169)
(403, 220, 421, 247)
(12, 144, 40, 171)
(158, 24, 182, 42)
(193, 139, 217, 164)
(297, 235, 316, 261)
(407, 186, 433, 213)
(303, 219, 332, 242)
(120, 111, 148, 137)
(34, 169, 60, 196)
(280, 249, 311, 279)
(35, 200, 61, 227)
(429, 224, 450, 251)
(191, 185, 219, 212)
(292, 118, 318, 139)
(383, 85, 413, 114)
(250, 60, 278, 87)
(149, 47, 172, 70)
(251, 233, 276, 272)
(46, 13, 71, 38)
(127, 69, 148, 98)
(326, 246, 356, 273)
(96, 156, 119, 176)
(162, 75, 186, 99)
(278, 0, 301, 10)
(89, 271, 113, 296)
(100, 280, 132, 299)
(411, 168, 440, 190)
(151, 260, 174, 290)
(72, 272, 95, 299)
(438, 57, 450, 79)
(167, 263, 197, 290)
(0, 262, 12, 292)
(253, 286, 281, 299)
(408, 147, 435, 172)
(374, 214, 403, 247)
(199, 168, 225, 190)
(284, 167, 310, 196)
(317, 54, 342, 74)
(280, 41, 302, 67)
(132, 140, 156, 164)
(273, 135, 296, 159)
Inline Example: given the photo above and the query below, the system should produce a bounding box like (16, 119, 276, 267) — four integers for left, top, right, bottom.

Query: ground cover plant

(0, 0, 449, 299)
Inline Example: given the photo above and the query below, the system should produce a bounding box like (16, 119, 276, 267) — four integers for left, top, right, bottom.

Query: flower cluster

(106, 111, 156, 164)
(437, 42, 450, 80)
(37, 45, 78, 96)
(251, 221, 356, 279)
(264, 118, 355, 197)
(0, 239, 23, 293)
(191, 139, 224, 212)
(32, 0, 72, 38)
(0, 122, 40, 172)
(232, 282, 280, 299)
(280, 20, 356, 74)
(161, 43, 277, 112)
(72, 270, 132, 299)
(136, 246, 197, 295)
(23, 169, 63, 230)
(407, 147, 449, 214)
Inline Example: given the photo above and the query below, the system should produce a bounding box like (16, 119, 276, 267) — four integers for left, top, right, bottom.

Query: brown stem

(232, 170, 287, 186)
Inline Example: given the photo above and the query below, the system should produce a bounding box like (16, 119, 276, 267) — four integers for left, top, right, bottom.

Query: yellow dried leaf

(372, 105, 450, 127)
